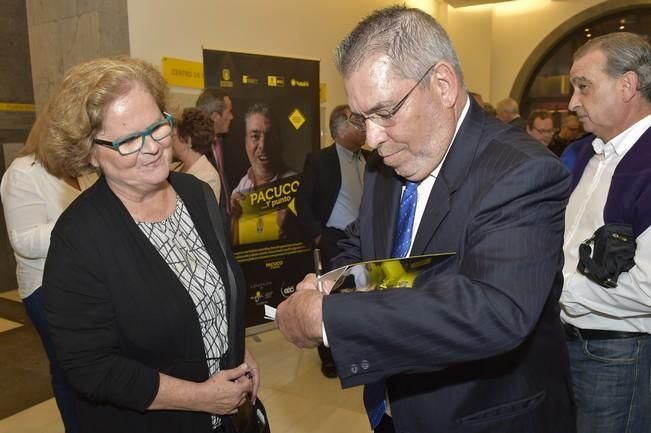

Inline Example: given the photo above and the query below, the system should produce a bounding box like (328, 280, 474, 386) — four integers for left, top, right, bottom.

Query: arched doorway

(513, 1, 651, 126)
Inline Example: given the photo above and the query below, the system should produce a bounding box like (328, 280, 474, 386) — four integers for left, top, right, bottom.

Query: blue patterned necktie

(363, 180, 419, 429)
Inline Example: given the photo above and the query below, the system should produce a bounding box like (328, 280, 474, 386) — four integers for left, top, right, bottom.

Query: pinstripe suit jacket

(325, 99, 576, 432)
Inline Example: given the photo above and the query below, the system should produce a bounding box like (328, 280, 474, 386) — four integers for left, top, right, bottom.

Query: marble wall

(0, 0, 34, 292)
(26, 0, 130, 113)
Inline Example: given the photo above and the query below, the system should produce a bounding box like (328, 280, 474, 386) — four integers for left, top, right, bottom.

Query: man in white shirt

(561, 32, 651, 433)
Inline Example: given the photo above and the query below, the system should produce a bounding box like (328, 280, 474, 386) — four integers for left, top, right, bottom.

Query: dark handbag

(201, 182, 271, 433)
(229, 398, 271, 433)
(578, 223, 636, 288)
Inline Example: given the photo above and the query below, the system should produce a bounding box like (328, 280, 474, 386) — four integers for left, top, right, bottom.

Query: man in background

(496, 97, 527, 129)
(276, 6, 575, 433)
(526, 109, 554, 147)
(296, 104, 367, 378)
(561, 31, 651, 433)
(549, 114, 581, 156)
(196, 87, 234, 211)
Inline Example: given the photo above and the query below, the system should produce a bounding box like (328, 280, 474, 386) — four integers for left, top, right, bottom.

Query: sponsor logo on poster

(267, 75, 285, 87)
(242, 74, 259, 85)
(289, 109, 306, 130)
(220, 68, 233, 88)
(290, 78, 309, 87)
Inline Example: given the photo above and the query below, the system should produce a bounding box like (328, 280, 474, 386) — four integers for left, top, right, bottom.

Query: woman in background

(1, 105, 96, 433)
(41, 56, 258, 433)
(171, 107, 222, 202)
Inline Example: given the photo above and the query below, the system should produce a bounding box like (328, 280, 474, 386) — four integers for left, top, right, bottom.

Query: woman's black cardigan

(43, 172, 246, 433)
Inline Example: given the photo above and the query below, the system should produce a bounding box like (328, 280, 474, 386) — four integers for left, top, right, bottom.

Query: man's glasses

(94, 112, 175, 156)
(531, 126, 554, 135)
(347, 64, 436, 131)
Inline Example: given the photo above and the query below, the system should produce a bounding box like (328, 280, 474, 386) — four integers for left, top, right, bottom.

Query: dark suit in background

(297, 144, 369, 270)
(296, 104, 367, 378)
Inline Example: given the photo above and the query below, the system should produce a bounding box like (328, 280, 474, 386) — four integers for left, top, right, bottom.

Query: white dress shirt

(1, 155, 96, 299)
(560, 115, 651, 333)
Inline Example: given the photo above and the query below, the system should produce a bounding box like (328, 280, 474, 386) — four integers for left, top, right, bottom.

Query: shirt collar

(428, 95, 471, 180)
(335, 142, 361, 162)
(592, 114, 651, 159)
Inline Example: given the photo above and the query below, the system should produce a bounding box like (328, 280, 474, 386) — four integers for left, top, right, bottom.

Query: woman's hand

(242, 348, 260, 403)
(198, 363, 253, 415)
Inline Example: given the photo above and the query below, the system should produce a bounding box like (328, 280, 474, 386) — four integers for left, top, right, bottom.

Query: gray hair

(335, 5, 464, 86)
(329, 104, 350, 139)
(496, 98, 519, 115)
(574, 32, 651, 103)
(244, 102, 271, 123)
(195, 87, 229, 115)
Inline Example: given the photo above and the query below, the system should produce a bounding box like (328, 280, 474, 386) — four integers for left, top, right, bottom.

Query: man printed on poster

(230, 102, 299, 245)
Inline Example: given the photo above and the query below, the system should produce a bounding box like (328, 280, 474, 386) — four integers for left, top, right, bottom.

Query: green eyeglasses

(93, 112, 175, 156)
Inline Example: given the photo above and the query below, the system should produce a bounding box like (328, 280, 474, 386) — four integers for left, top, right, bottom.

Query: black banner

(202, 49, 319, 328)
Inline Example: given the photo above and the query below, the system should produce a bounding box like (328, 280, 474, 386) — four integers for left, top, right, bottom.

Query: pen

(313, 248, 325, 293)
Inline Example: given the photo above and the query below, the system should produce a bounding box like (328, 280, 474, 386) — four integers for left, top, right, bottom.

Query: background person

(561, 32, 651, 433)
(296, 104, 367, 378)
(171, 107, 222, 202)
(496, 97, 527, 129)
(277, 6, 574, 433)
(1, 105, 96, 433)
(549, 114, 582, 156)
(196, 88, 234, 212)
(41, 56, 258, 433)
(526, 109, 555, 147)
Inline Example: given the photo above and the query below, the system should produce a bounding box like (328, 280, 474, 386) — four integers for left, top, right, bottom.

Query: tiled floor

(0, 289, 369, 433)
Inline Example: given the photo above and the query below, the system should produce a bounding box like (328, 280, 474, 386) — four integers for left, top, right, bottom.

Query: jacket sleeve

(43, 221, 159, 411)
(0, 164, 53, 259)
(324, 156, 571, 387)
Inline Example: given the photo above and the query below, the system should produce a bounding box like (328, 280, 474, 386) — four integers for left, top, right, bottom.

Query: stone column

(26, 0, 130, 113)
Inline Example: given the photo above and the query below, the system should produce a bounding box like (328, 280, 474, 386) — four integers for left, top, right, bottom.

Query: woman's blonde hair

(44, 56, 168, 177)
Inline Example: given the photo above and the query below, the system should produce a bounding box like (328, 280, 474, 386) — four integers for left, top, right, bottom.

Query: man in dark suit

(297, 104, 367, 269)
(277, 6, 575, 433)
(296, 104, 367, 378)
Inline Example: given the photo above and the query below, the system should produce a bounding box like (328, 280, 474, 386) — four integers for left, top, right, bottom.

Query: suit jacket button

(361, 360, 370, 370)
(351, 364, 359, 374)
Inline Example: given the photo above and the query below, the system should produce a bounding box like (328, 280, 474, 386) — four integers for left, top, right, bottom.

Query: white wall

(127, 0, 420, 147)
(127, 0, 616, 127)
(446, 0, 608, 104)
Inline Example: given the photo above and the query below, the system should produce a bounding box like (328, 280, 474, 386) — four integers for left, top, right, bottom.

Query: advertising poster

(202, 49, 319, 329)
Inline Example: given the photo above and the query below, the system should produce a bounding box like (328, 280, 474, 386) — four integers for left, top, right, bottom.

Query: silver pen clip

(313, 248, 325, 293)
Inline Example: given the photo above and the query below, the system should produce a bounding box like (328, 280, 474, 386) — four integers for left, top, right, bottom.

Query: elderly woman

(41, 56, 258, 433)
(171, 107, 222, 202)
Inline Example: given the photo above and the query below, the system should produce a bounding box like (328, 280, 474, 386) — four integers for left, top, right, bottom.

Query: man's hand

(276, 288, 325, 348)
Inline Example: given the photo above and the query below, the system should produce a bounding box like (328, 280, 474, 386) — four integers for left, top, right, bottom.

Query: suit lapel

(373, 163, 403, 259)
(410, 98, 485, 255)
(326, 144, 342, 209)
